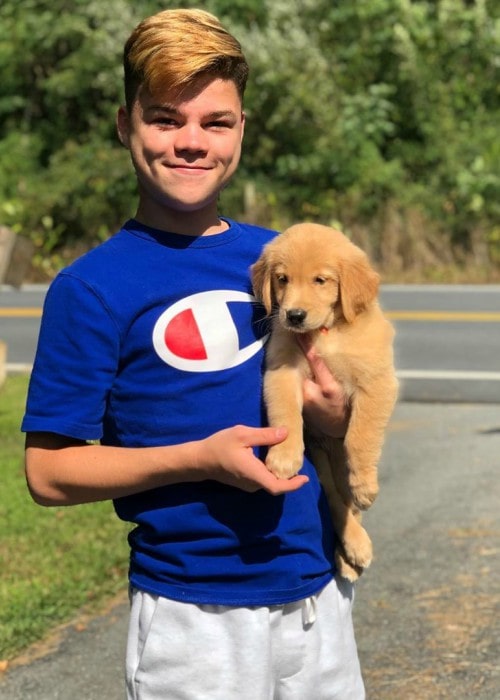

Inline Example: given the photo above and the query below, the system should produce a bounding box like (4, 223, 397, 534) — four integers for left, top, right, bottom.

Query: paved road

(2, 284, 500, 402)
(381, 285, 500, 403)
(1, 401, 499, 699)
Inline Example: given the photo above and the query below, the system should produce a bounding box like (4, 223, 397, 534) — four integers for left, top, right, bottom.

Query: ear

(251, 251, 273, 315)
(116, 106, 130, 149)
(338, 251, 380, 323)
(240, 111, 246, 144)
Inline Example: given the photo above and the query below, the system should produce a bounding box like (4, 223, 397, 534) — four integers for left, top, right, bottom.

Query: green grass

(0, 374, 131, 661)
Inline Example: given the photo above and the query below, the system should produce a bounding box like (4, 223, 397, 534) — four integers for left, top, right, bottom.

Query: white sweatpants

(126, 577, 365, 700)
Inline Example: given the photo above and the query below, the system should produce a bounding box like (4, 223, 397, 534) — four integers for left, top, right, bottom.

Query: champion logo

(152, 290, 267, 372)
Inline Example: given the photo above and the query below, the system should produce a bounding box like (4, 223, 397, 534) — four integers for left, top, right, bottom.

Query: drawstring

(302, 596, 317, 626)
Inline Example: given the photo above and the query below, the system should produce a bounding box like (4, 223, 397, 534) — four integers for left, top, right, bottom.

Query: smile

(169, 165, 212, 174)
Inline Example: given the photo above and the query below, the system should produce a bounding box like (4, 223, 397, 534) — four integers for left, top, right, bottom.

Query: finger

(295, 332, 313, 356)
(303, 376, 322, 402)
(238, 425, 289, 448)
(309, 353, 338, 389)
(304, 373, 345, 404)
(262, 473, 309, 495)
(296, 335, 339, 388)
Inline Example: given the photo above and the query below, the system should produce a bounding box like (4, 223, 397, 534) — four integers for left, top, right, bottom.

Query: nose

(286, 308, 307, 326)
(175, 124, 208, 154)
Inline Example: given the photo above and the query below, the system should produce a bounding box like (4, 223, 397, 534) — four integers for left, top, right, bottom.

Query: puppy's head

(252, 223, 380, 330)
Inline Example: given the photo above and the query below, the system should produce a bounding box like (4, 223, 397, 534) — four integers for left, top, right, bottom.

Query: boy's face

(117, 77, 245, 230)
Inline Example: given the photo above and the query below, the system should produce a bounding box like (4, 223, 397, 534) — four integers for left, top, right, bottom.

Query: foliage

(0, 374, 130, 660)
(0, 0, 499, 279)
(232, 0, 500, 271)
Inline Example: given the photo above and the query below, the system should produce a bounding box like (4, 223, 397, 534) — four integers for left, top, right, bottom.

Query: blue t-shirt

(22, 219, 335, 605)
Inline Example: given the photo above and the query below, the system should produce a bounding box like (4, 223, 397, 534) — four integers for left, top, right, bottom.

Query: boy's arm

(25, 425, 308, 507)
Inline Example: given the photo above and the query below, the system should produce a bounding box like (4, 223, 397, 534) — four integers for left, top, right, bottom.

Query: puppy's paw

(342, 526, 373, 570)
(349, 474, 379, 510)
(335, 548, 363, 582)
(266, 442, 304, 480)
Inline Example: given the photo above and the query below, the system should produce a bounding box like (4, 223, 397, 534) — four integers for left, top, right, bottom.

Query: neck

(134, 199, 227, 237)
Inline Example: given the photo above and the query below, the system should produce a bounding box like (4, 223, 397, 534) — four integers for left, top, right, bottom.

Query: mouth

(169, 164, 212, 174)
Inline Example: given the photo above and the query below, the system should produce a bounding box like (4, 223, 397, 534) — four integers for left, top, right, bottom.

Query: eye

(206, 120, 232, 130)
(314, 276, 327, 285)
(153, 117, 178, 129)
(276, 273, 288, 286)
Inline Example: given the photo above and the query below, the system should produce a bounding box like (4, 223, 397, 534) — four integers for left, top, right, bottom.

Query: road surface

(1, 284, 500, 402)
(1, 401, 499, 699)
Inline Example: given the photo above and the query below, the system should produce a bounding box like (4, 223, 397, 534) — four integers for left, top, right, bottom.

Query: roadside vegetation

(0, 374, 130, 662)
(0, 0, 499, 282)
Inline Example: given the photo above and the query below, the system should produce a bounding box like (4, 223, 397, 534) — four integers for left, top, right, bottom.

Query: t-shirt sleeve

(21, 272, 121, 440)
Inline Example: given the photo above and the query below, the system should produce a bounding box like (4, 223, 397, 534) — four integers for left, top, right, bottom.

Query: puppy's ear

(338, 251, 380, 323)
(251, 253, 274, 315)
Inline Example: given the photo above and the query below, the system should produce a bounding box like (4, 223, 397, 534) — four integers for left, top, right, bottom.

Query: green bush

(0, 0, 499, 279)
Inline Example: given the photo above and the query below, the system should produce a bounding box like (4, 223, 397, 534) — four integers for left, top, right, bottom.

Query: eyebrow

(148, 104, 238, 121)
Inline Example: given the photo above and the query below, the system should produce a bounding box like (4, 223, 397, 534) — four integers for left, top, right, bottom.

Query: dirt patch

(361, 525, 500, 699)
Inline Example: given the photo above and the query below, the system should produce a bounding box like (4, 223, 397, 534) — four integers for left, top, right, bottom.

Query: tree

(0, 0, 498, 279)
(227, 0, 500, 271)
(0, 0, 145, 273)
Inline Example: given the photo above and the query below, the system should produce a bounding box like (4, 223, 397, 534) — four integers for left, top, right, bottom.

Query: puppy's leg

(309, 441, 373, 578)
(345, 377, 397, 510)
(264, 365, 305, 479)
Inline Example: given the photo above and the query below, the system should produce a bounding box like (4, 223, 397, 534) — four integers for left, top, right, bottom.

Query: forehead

(271, 241, 340, 277)
(136, 77, 242, 113)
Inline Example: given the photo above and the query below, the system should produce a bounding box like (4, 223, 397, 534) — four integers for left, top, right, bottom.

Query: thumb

(241, 425, 289, 448)
(296, 334, 334, 387)
(303, 347, 336, 388)
(303, 376, 323, 402)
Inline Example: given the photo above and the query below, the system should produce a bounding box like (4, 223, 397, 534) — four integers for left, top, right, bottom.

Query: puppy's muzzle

(286, 308, 307, 327)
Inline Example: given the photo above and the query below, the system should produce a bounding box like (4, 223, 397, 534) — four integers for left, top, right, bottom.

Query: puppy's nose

(286, 308, 307, 326)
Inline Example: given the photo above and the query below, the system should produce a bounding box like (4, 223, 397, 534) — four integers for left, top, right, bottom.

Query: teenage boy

(22, 9, 365, 699)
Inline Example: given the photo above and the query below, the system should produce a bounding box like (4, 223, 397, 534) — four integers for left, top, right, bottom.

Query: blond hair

(123, 9, 249, 110)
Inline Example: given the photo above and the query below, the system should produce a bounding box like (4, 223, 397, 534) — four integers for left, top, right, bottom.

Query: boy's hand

(200, 425, 309, 495)
(297, 334, 350, 438)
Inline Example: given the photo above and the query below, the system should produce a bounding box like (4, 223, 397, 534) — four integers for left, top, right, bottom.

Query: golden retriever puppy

(252, 223, 398, 580)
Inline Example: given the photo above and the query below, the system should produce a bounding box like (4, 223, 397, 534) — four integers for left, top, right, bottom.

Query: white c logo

(152, 290, 267, 372)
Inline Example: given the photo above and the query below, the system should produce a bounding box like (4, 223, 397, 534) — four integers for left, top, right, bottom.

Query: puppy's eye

(314, 276, 327, 285)
(276, 274, 288, 286)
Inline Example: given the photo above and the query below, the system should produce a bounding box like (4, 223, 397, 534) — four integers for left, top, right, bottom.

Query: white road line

(398, 370, 500, 381)
(7, 364, 500, 382)
(382, 284, 500, 292)
(6, 363, 33, 372)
